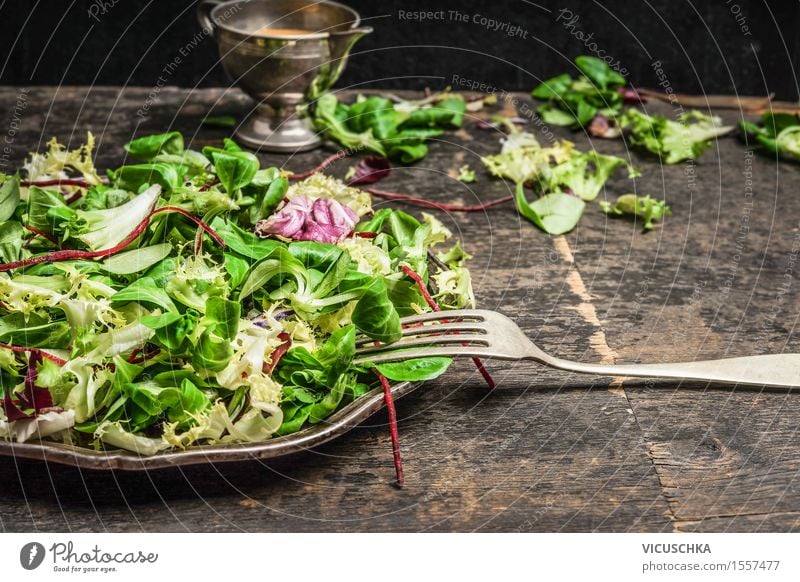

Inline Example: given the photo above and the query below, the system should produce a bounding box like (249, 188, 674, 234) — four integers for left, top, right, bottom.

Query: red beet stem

(65, 192, 85, 205)
(263, 332, 292, 374)
(199, 178, 220, 192)
(153, 206, 226, 248)
(194, 229, 204, 257)
(0, 206, 228, 273)
(375, 371, 404, 486)
(0, 213, 153, 272)
(24, 226, 59, 245)
(367, 188, 513, 213)
(21, 179, 91, 189)
(0, 343, 67, 365)
(289, 150, 349, 181)
(127, 348, 161, 365)
(400, 265, 496, 390)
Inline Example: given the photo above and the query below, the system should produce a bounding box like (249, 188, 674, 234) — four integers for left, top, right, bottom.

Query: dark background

(0, 0, 798, 99)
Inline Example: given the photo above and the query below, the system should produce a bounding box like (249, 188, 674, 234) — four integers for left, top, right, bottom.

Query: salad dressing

(254, 27, 316, 37)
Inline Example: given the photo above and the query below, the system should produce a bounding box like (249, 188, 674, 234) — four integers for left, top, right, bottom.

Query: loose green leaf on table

(531, 55, 628, 131)
(312, 91, 466, 164)
(620, 109, 735, 164)
(515, 183, 586, 236)
(600, 194, 670, 231)
(740, 111, 800, 162)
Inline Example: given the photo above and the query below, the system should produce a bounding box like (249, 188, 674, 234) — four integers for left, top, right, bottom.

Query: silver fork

(354, 309, 800, 388)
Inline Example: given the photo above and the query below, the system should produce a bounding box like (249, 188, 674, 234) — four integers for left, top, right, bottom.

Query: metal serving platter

(0, 381, 412, 470)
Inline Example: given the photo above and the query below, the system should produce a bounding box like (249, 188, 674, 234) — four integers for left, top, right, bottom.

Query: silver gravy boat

(197, 0, 372, 152)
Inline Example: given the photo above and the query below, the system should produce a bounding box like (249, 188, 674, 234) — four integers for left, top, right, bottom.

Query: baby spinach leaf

(531, 55, 629, 131)
(348, 96, 401, 140)
(387, 210, 421, 247)
(192, 329, 233, 372)
(515, 183, 585, 236)
(0, 221, 24, 264)
(166, 378, 211, 427)
(239, 247, 307, 300)
(531, 73, 573, 101)
(26, 186, 71, 234)
(275, 405, 312, 435)
(373, 357, 453, 381)
(223, 252, 250, 290)
(141, 311, 195, 352)
(387, 142, 429, 164)
(307, 373, 351, 424)
(124, 132, 184, 160)
(246, 173, 288, 225)
(202, 147, 259, 195)
(210, 216, 281, 260)
(0, 312, 71, 348)
(101, 243, 172, 275)
(312, 93, 386, 156)
(352, 276, 402, 343)
(315, 325, 356, 382)
(402, 97, 465, 128)
(0, 173, 20, 222)
(111, 163, 182, 192)
(203, 296, 240, 341)
(313, 92, 464, 164)
(112, 277, 177, 312)
(575, 55, 626, 90)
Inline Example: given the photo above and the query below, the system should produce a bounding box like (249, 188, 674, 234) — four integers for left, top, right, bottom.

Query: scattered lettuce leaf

(600, 193, 670, 231)
(515, 183, 585, 236)
(620, 109, 734, 164)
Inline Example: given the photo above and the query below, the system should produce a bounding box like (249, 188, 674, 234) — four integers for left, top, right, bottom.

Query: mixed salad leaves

(481, 122, 640, 235)
(600, 194, 670, 231)
(0, 132, 476, 469)
(740, 111, 800, 162)
(312, 91, 466, 164)
(532, 55, 632, 131)
(531, 55, 735, 164)
(619, 109, 735, 165)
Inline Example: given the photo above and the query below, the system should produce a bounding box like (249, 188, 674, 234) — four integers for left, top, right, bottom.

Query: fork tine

(354, 346, 493, 365)
(396, 309, 488, 326)
(355, 321, 487, 346)
(356, 334, 490, 355)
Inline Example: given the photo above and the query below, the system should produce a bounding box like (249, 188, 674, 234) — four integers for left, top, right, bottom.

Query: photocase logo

(19, 542, 46, 570)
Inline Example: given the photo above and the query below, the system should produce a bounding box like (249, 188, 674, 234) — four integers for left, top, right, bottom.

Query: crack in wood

(552, 237, 624, 396)
(552, 235, 681, 527)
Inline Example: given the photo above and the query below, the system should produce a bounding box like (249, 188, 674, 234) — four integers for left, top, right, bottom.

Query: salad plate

(0, 380, 411, 470)
(0, 127, 476, 476)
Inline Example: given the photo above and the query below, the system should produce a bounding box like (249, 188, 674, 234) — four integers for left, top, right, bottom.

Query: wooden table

(1, 87, 799, 532)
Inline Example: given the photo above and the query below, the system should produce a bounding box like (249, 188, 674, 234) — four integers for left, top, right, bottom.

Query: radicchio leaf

(347, 156, 392, 186)
(619, 87, 646, 104)
(588, 114, 622, 139)
(255, 196, 358, 244)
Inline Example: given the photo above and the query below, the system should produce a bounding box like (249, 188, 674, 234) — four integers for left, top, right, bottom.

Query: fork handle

(543, 353, 800, 389)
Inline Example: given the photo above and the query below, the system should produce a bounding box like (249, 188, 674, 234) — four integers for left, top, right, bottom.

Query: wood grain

(0, 87, 798, 532)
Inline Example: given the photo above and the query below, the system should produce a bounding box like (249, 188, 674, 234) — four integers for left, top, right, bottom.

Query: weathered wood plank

(559, 97, 800, 531)
(3, 86, 797, 532)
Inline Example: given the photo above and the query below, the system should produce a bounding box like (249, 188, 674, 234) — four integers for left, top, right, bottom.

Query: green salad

(0, 132, 473, 456)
